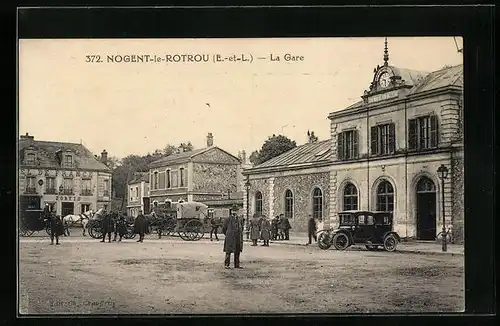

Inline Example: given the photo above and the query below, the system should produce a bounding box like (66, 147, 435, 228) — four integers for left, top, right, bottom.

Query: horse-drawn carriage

(19, 209, 68, 237)
(85, 210, 136, 240)
(148, 201, 209, 241)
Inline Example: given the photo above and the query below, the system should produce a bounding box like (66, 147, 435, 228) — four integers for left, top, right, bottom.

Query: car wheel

(318, 232, 332, 250)
(383, 234, 398, 252)
(333, 233, 349, 250)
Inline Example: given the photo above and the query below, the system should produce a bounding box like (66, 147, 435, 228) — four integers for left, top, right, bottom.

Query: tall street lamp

(437, 164, 449, 252)
(244, 176, 251, 222)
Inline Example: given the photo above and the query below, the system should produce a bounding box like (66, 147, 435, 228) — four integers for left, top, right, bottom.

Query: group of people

(99, 209, 149, 243)
(245, 214, 292, 246)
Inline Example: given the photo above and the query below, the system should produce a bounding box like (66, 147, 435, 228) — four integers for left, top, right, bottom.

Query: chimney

(101, 149, 108, 165)
(241, 150, 246, 164)
(308, 130, 318, 144)
(20, 132, 34, 141)
(206, 133, 214, 147)
(179, 147, 184, 153)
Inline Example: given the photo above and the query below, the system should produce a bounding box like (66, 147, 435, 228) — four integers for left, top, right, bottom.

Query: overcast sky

(19, 37, 463, 159)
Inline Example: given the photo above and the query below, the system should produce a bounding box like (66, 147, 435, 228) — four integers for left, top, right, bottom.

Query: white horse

(63, 210, 96, 236)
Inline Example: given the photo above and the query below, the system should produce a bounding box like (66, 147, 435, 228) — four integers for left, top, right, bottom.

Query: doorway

(143, 197, 150, 214)
(61, 202, 74, 216)
(416, 177, 437, 240)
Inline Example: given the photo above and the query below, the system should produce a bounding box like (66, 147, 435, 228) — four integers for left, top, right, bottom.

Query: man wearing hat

(222, 204, 244, 269)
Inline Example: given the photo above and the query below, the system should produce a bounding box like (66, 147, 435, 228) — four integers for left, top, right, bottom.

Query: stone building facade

(242, 139, 332, 232)
(19, 133, 112, 217)
(148, 133, 244, 217)
(244, 45, 464, 241)
(126, 172, 150, 217)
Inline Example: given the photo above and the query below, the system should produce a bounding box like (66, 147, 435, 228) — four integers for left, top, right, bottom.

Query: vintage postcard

(18, 36, 464, 314)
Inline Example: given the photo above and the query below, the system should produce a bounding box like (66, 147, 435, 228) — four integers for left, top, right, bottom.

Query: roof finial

(383, 37, 389, 66)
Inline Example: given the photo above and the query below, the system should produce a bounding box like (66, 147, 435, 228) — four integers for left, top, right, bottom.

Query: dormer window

(25, 153, 36, 165)
(63, 154, 73, 167)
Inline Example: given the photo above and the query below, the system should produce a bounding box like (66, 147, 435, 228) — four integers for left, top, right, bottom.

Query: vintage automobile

(317, 210, 400, 252)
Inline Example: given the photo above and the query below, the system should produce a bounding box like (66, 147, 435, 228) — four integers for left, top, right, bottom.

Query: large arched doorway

(416, 177, 437, 240)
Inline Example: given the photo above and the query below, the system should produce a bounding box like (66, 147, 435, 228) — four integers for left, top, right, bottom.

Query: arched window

(376, 180, 394, 212)
(343, 183, 358, 210)
(416, 177, 436, 193)
(284, 189, 294, 218)
(255, 191, 263, 216)
(312, 187, 323, 219)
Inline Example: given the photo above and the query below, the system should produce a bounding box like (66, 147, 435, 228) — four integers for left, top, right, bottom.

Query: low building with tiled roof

(147, 133, 246, 218)
(19, 133, 112, 217)
(243, 39, 464, 241)
(126, 172, 150, 217)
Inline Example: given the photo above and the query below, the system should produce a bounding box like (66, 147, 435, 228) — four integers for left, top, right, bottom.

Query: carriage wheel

(163, 218, 176, 236)
(45, 224, 51, 236)
(89, 225, 103, 239)
(19, 226, 33, 237)
(182, 220, 204, 241)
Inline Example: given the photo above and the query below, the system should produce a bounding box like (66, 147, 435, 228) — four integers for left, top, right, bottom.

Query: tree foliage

(110, 142, 194, 201)
(250, 134, 297, 165)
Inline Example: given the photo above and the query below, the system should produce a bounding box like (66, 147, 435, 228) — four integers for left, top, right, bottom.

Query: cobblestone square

(19, 234, 464, 314)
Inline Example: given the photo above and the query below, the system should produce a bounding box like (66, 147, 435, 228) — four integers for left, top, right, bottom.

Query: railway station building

(243, 45, 464, 242)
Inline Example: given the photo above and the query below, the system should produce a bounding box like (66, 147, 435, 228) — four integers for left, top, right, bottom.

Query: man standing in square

(222, 205, 244, 269)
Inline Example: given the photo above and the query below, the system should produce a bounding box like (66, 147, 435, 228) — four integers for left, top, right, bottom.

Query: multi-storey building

(148, 133, 244, 217)
(126, 172, 150, 217)
(18, 133, 112, 217)
(243, 42, 464, 242)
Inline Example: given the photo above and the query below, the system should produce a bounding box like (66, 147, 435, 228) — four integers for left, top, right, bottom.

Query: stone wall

(451, 151, 464, 244)
(248, 178, 270, 218)
(272, 172, 330, 232)
(192, 163, 239, 193)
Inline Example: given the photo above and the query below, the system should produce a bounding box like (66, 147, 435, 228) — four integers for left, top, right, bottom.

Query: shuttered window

(158, 172, 165, 189)
(408, 115, 439, 151)
(166, 170, 171, 188)
(337, 130, 359, 160)
(371, 123, 396, 156)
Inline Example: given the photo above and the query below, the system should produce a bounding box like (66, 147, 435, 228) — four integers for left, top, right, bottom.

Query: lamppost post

(437, 164, 449, 252)
(244, 176, 251, 222)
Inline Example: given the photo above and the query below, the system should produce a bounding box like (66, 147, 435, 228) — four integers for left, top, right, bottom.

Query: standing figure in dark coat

(210, 216, 221, 241)
(134, 210, 147, 242)
(43, 203, 51, 220)
(222, 207, 244, 269)
(100, 213, 114, 243)
(113, 213, 128, 241)
(306, 215, 318, 245)
(259, 215, 271, 246)
(279, 214, 291, 240)
(249, 214, 261, 246)
(271, 216, 279, 240)
(50, 215, 64, 245)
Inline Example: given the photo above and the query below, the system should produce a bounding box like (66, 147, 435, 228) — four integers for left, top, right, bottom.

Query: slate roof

(332, 64, 463, 114)
(149, 146, 240, 168)
(390, 66, 430, 87)
(19, 138, 111, 172)
(408, 64, 463, 94)
(128, 172, 149, 184)
(149, 147, 211, 168)
(250, 140, 332, 170)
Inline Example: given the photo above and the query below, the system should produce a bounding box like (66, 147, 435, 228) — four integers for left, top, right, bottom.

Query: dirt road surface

(19, 237, 464, 314)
